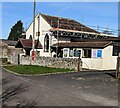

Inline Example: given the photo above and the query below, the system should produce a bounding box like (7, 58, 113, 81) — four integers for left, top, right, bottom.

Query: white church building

(16, 13, 120, 70)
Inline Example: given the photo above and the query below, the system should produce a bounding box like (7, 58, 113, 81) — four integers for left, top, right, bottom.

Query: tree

(8, 20, 24, 41)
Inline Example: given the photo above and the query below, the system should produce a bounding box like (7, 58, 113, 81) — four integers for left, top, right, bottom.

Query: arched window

(44, 34, 49, 52)
(29, 35, 32, 39)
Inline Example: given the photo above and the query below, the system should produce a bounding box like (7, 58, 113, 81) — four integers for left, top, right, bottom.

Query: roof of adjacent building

(1, 39, 17, 46)
(15, 39, 43, 49)
(71, 37, 120, 42)
(41, 13, 99, 34)
(52, 41, 113, 49)
(70, 37, 120, 47)
(0, 40, 8, 47)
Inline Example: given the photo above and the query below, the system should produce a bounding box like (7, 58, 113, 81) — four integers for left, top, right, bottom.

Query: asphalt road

(2, 68, 119, 107)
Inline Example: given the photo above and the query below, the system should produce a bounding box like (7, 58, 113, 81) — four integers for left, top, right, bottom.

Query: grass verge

(3, 65, 74, 75)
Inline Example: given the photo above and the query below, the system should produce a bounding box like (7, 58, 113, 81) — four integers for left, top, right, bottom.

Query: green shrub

(1, 58, 8, 64)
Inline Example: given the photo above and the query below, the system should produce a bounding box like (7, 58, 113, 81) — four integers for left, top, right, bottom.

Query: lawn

(3, 65, 74, 75)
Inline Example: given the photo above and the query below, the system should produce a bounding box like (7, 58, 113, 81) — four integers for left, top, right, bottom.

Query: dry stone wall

(20, 56, 79, 70)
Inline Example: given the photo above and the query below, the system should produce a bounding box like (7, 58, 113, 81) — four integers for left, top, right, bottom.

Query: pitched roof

(0, 40, 8, 47)
(15, 39, 43, 49)
(41, 14, 99, 34)
(52, 41, 112, 49)
(1, 39, 17, 46)
(71, 37, 120, 42)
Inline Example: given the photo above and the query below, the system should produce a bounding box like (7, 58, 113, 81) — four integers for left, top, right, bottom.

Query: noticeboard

(92, 49, 102, 58)
(97, 50, 102, 58)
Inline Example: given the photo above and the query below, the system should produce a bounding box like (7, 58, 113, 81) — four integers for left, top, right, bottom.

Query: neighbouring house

(16, 13, 120, 70)
(0, 39, 18, 58)
(0, 39, 23, 64)
(0, 39, 8, 58)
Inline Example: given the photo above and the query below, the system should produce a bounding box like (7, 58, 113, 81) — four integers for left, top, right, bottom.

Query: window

(83, 49, 91, 58)
(44, 34, 49, 52)
(74, 49, 81, 57)
(29, 35, 32, 39)
(113, 46, 120, 56)
(69, 48, 74, 57)
(63, 49, 68, 58)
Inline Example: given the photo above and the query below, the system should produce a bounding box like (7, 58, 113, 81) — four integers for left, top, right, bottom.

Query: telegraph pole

(32, 0, 36, 60)
(56, 18, 59, 58)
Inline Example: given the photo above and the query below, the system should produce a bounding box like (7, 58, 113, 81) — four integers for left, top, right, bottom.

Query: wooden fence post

(116, 57, 119, 79)
(116, 53, 120, 79)
(77, 55, 81, 72)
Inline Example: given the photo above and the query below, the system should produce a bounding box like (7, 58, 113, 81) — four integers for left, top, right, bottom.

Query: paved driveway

(2, 68, 119, 106)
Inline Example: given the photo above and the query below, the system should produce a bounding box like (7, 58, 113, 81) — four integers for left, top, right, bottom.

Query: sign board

(92, 49, 97, 58)
(97, 50, 102, 58)
(36, 31, 40, 36)
(92, 49, 102, 58)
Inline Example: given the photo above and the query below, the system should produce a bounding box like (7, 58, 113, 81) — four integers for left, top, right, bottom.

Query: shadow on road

(105, 72, 116, 78)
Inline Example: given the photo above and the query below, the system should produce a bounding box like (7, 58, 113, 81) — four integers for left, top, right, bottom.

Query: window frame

(83, 49, 92, 58)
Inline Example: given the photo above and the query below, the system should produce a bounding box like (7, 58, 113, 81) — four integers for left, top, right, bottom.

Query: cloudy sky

(2, 2, 118, 39)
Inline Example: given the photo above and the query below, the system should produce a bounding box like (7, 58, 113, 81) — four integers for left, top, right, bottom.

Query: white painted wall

(102, 46, 117, 70)
(81, 46, 117, 70)
(26, 14, 52, 57)
(81, 58, 102, 70)
(39, 14, 52, 57)
(26, 14, 40, 40)
(63, 46, 117, 70)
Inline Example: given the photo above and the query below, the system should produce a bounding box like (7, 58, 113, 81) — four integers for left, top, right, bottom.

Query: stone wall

(19, 56, 80, 71)
(8, 49, 81, 70)
(0, 41, 8, 58)
(8, 48, 24, 64)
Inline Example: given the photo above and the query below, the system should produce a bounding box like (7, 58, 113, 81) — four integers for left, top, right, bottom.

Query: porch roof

(1, 39, 17, 46)
(15, 39, 43, 49)
(51, 41, 112, 49)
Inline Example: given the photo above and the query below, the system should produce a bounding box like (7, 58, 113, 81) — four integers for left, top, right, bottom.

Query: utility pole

(32, 0, 36, 61)
(118, 29, 120, 37)
(37, 15, 40, 40)
(81, 15, 83, 31)
(97, 26, 99, 32)
(56, 18, 59, 58)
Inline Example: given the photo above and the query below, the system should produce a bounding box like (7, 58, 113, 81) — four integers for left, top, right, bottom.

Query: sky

(1, 2, 118, 39)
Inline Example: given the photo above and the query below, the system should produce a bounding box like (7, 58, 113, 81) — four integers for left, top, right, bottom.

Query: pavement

(2, 67, 119, 107)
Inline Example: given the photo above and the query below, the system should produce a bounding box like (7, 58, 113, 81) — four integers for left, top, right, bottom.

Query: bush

(1, 58, 8, 64)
